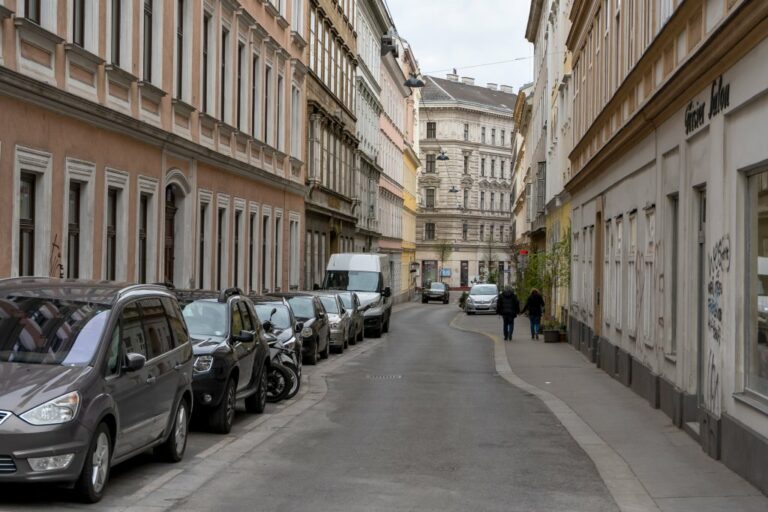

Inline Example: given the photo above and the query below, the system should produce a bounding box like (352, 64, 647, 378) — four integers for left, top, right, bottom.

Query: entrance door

(164, 186, 177, 283)
(697, 188, 707, 406)
(460, 261, 468, 287)
(594, 204, 604, 335)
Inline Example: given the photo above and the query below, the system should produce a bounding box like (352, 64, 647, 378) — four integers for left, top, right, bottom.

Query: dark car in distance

(269, 292, 329, 365)
(0, 278, 194, 503)
(176, 288, 269, 434)
(422, 282, 450, 304)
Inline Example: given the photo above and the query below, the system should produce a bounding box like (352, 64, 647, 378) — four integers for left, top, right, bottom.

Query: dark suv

(176, 288, 269, 434)
(422, 282, 450, 304)
(0, 278, 194, 503)
(269, 292, 329, 365)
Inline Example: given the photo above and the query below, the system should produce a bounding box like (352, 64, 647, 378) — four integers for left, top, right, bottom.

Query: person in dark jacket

(521, 289, 545, 339)
(496, 285, 521, 341)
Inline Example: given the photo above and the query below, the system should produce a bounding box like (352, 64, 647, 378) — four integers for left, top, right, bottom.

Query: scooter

(263, 317, 301, 402)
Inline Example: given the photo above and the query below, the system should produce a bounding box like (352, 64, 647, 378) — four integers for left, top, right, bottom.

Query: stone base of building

(570, 317, 768, 496)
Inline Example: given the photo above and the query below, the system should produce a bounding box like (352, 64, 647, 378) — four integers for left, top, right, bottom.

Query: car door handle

(146, 376, 157, 385)
(174, 363, 184, 371)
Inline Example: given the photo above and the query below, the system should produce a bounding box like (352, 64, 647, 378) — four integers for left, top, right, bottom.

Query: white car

(465, 284, 499, 315)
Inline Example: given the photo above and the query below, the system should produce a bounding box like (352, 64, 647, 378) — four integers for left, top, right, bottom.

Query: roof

(0, 277, 167, 306)
(422, 76, 517, 112)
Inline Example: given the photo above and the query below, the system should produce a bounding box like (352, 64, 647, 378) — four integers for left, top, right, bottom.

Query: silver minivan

(0, 278, 193, 502)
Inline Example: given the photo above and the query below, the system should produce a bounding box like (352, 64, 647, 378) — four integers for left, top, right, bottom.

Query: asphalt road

(0, 302, 618, 512)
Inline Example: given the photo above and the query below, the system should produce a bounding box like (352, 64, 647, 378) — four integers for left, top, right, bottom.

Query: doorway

(164, 185, 178, 284)
(697, 188, 707, 407)
(460, 261, 468, 287)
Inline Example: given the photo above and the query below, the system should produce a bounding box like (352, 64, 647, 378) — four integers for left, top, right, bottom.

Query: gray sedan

(464, 284, 499, 315)
(338, 291, 364, 345)
(315, 293, 352, 353)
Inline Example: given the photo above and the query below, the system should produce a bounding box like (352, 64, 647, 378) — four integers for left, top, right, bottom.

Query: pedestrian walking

(495, 285, 521, 341)
(521, 289, 545, 339)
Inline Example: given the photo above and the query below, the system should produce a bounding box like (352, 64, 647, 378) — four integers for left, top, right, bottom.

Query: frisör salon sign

(685, 75, 730, 135)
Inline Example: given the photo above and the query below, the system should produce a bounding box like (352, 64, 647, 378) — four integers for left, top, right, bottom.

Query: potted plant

(458, 291, 469, 310)
(559, 323, 567, 343)
(542, 319, 561, 343)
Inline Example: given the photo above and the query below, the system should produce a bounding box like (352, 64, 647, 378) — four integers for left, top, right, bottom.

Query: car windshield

(182, 300, 227, 338)
(338, 293, 354, 309)
(324, 271, 381, 292)
(288, 297, 316, 320)
(430, 283, 446, 291)
(0, 297, 110, 366)
(255, 304, 291, 329)
(470, 285, 498, 296)
(319, 296, 339, 314)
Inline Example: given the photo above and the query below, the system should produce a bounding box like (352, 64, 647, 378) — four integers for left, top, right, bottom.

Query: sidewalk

(454, 313, 768, 512)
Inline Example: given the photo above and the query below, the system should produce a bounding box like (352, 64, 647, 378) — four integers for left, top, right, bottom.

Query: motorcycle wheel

(266, 364, 292, 403)
(283, 362, 301, 400)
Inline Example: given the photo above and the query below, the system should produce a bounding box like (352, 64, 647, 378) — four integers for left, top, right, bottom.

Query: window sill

(105, 64, 138, 87)
(14, 17, 64, 45)
(265, 2, 280, 17)
(664, 353, 677, 364)
(733, 392, 768, 417)
(276, 15, 290, 29)
(138, 80, 167, 102)
(172, 98, 196, 117)
(291, 30, 307, 50)
(64, 43, 103, 66)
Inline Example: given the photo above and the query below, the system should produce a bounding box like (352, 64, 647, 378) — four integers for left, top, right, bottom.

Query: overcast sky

(385, 0, 533, 91)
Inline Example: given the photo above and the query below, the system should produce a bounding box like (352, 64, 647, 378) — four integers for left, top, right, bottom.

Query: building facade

(1, 0, 307, 293)
(304, 0, 358, 288)
(417, 75, 517, 289)
(566, 0, 768, 494)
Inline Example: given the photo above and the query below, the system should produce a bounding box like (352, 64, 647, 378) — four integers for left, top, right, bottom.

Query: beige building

(304, 0, 358, 288)
(1, 0, 308, 293)
(417, 75, 517, 289)
(566, 0, 768, 494)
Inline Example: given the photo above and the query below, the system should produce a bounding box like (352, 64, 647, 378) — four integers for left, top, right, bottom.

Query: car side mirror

(317, 311, 325, 318)
(235, 330, 255, 343)
(383, 287, 391, 298)
(261, 321, 273, 333)
(295, 322, 304, 332)
(124, 353, 146, 372)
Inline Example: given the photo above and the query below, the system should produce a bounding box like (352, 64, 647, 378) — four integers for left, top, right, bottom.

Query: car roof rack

(218, 287, 244, 302)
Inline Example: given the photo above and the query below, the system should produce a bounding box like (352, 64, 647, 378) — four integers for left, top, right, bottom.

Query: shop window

(747, 170, 768, 399)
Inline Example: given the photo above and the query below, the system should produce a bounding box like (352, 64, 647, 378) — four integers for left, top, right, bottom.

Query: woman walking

(521, 289, 545, 339)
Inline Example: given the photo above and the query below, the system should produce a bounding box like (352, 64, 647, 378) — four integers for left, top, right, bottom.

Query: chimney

(500, 85, 515, 94)
(487, 83, 498, 90)
(447, 73, 459, 82)
(461, 77, 475, 85)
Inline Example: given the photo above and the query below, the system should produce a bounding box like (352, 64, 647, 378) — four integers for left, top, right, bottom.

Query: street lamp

(404, 74, 425, 88)
(436, 150, 449, 161)
(448, 186, 460, 193)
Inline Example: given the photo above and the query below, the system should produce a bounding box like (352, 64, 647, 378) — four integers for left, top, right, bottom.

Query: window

(425, 188, 435, 208)
(747, 170, 768, 399)
(198, 202, 208, 288)
(500, 130, 505, 145)
(425, 223, 435, 240)
(262, 213, 270, 292)
(105, 188, 118, 280)
(489, 224, 494, 241)
(491, 160, 495, 178)
(217, 207, 226, 289)
(643, 209, 655, 341)
(237, 42, 245, 130)
(480, 224, 485, 241)
(627, 214, 637, 333)
(668, 195, 679, 353)
(73, 0, 85, 47)
(18, 174, 36, 277)
(175, 0, 185, 98)
(491, 128, 496, 145)
(481, 127, 486, 143)
(67, 183, 81, 279)
(480, 191, 485, 211)
(500, 161, 505, 179)
(120, 302, 146, 357)
(463, 155, 469, 174)
(143, 0, 153, 81)
(291, 85, 301, 158)
(490, 192, 495, 211)
(277, 75, 285, 150)
(251, 54, 260, 138)
(274, 215, 282, 291)
(604, 221, 611, 324)
(249, 211, 258, 292)
(221, 27, 229, 122)
(202, 12, 212, 113)
(25, 0, 41, 24)
(462, 223, 468, 241)
(140, 298, 173, 359)
(111, 0, 122, 65)
(138, 194, 148, 283)
(615, 217, 623, 328)
(426, 154, 436, 173)
(481, 158, 485, 177)
(426, 122, 436, 139)
(234, 210, 242, 287)
(292, 0, 303, 31)
(463, 189, 469, 209)
(463, 123, 469, 141)
(289, 217, 299, 289)
(264, 65, 272, 145)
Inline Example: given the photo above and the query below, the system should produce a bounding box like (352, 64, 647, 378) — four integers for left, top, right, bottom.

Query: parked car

(313, 292, 352, 354)
(464, 283, 499, 315)
(422, 282, 450, 304)
(269, 292, 330, 365)
(176, 288, 269, 434)
(323, 253, 392, 338)
(0, 278, 194, 503)
(337, 291, 364, 344)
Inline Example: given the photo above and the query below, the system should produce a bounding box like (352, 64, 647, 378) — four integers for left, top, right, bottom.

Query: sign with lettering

(685, 75, 730, 135)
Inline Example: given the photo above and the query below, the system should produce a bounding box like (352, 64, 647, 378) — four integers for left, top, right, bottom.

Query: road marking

(449, 314, 661, 512)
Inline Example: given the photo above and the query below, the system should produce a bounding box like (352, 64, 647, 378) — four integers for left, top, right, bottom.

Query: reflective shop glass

(749, 170, 768, 398)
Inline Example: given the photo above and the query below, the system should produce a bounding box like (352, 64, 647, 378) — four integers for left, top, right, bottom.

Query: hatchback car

(337, 291, 364, 344)
(0, 278, 193, 502)
(269, 292, 329, 365)
(314, 292, 352, 354)
(176, 288, 269, 434)
(465, 284, 500, 315)
(422, 282, 450, 304)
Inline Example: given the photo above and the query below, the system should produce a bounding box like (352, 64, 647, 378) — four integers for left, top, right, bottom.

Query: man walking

(521, 288, 545, 339)
(496, 285, 521, 341)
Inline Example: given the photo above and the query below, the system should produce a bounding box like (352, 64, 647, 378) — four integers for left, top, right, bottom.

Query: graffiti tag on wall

(705, 235, 730, 417)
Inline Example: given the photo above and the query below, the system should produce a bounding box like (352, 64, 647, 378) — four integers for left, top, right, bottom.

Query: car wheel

(75, 423, 111, 503)
(283, 362, 301, 400)
(304, 338, 318, 365)
(422, 298, 427, 303)
(209, 378, 236, 434)
(357, 326, 364, 342)
(156, 399, 189, 463)
(382, 315, 390, 333)
(267, 365, 291, 402)
(245, 366, 267, 414)
(320, 335, 330, 359)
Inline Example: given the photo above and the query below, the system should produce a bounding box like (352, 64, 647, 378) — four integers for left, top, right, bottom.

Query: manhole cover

(366, 374, 403, 380)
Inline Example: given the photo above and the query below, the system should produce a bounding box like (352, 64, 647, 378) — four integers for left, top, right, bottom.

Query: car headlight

(466, 297, 474, 304)
(20, 391, 80, 426)
(301, 327, 314, 337)
(193, 355, 214, 373)
(283, 338, 296, 350)
(330, 322, 340, 329)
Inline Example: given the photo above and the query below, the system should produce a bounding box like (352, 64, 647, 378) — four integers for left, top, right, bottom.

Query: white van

(323, 253, 392, 337)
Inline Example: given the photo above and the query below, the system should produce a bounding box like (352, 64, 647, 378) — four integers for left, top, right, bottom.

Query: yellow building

(402, 145, 420, 298)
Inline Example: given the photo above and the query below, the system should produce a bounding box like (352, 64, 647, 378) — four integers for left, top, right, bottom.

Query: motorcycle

(263, 319, 302, 402)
